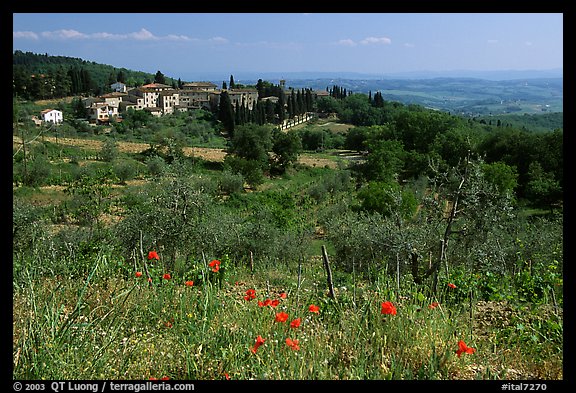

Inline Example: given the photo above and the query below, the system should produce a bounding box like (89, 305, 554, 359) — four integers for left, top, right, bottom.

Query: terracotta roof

(40, 109, 60, 114)
(141, 83, 171, 88)
(183, 82, 217, 87)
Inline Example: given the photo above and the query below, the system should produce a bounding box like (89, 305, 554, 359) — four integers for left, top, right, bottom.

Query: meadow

(13, 104, 563, 381)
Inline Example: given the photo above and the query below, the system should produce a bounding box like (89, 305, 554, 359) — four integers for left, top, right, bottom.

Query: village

(36, 79, 328, 130)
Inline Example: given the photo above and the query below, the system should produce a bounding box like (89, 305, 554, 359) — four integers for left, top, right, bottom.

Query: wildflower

(251, 335, 266, 354)
(285, 337, 300, 350)
(208, 259, 221, 272)
(270, 299, 280, 308)
(244, 289, 256, 301)
(456, 340, 475, 357)
(160, 376, 170, 380)
(275, 312, 289, 323)
(428, 302, 439, 309)
(162, 273, 171, 280)
(290, 318, 301, 329)
(448, 283, 457, 289)
(381, 301, 397, 315)
(308, 304, 320, 314)
(148, 250, 160, 260)
(279, 292, 287, 299)
(258, 299, 271, 307)
(147, 278, 153, 283)
(185, 280, 194, 287)
(135, 271, 143, 278)
(224, 372, 230, 380)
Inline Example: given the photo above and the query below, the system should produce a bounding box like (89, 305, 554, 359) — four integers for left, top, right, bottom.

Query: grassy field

(12, 251, 563, 380)
(12, 129, 563, 381)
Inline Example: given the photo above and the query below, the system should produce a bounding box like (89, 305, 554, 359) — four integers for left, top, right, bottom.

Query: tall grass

(13, 250, 563, 380)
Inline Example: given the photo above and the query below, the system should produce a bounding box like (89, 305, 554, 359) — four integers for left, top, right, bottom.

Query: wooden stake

(321, 245, 337, 301)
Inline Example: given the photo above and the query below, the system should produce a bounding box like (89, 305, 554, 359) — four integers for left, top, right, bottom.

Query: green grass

(13, 251, 563, 380)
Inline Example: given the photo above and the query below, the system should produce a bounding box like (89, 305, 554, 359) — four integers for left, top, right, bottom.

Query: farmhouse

(40, 109, 63, 124)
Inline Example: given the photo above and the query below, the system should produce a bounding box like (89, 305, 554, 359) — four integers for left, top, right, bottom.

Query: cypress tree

(218, 91, 235, 136)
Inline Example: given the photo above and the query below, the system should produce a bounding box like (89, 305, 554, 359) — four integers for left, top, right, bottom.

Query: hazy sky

(13, 13, 563, 80)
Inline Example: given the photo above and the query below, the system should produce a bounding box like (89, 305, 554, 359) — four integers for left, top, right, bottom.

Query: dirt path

(14, 135, 338, 168)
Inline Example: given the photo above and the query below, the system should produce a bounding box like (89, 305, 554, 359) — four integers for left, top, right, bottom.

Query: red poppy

(244, 289, 256, 301)
(149, 377, 158, 380)
(381, 301, 397, 315)
(270, 299, 280, 308)
(147, 277, 152, 283)
(208, 259, 221, 272)
(148, 250, 160, 260)
(448, 283, 457, 289)
(456, 340, 476, 357)
(185, 280, 194, 287)
(290, 318, 301, 329)
(275, 312, 289, 323)
(285, 337, 300, 351)
(224, 372, 230, 380)
(308, 304, 320, 313)
(251, 335, 266, 354)
(279, 292, 287, 299)
(135, 271, 143, 278)
(163, 273, 171, 280)
(160, 376, 169, 380)
(428, 302, 439, 309)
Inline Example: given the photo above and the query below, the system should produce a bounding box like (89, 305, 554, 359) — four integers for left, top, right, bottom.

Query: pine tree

(154, 70, 166, 85)
(229, 75, 235, 89)
(116, 70, 126, 83)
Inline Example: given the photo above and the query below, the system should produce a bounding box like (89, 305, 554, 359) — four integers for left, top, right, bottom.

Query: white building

(110, 81, 127, 93)
(40, 109, 63, 124)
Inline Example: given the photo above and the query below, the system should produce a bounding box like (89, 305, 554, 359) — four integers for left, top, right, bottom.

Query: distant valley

(277, 76, 563, 116)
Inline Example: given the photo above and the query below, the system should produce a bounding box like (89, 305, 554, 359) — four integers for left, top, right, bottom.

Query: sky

(12, 13, 563, 81)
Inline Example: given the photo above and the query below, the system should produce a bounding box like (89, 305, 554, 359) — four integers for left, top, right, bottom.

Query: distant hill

(13, 51, 562, 116)
(12, 51, 180, 98)
(282, 77, 563, 116)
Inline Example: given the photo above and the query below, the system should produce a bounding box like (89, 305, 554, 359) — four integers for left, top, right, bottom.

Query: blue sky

(13, 13, 563, 81)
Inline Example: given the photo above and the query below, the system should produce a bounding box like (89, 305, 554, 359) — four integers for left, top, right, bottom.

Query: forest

(12, 53, 563, 381)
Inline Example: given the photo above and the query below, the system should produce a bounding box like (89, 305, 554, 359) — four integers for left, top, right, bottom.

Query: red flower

(448, 283, 457, 289)
(275, 312, 289, 323)
(270, 299, 280, 308)
(244, 289, 256, 301)
(279, 292, 287, 299)
(148, 250, 160, 260)
(308, 304, 320, 314)
(185, 280, 194, 287)
(163, 273, 171, 280)
(135, 271, 143, 278)
(381, 301, 397, 315)
(285, 338, 300, 351)
(224, 372, 230, 380)
(147, 277, 153, 283)
(251, 335, 266, 354)
(455, 340, 476, 357)
(290, 318, 301, 328)
(428, 302, 439, 309)
(160, 376, 169, 380)
(208, 259, 221, 272)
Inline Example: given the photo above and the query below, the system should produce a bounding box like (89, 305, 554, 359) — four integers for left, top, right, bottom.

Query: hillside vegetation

(12, 57, 563, 380)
